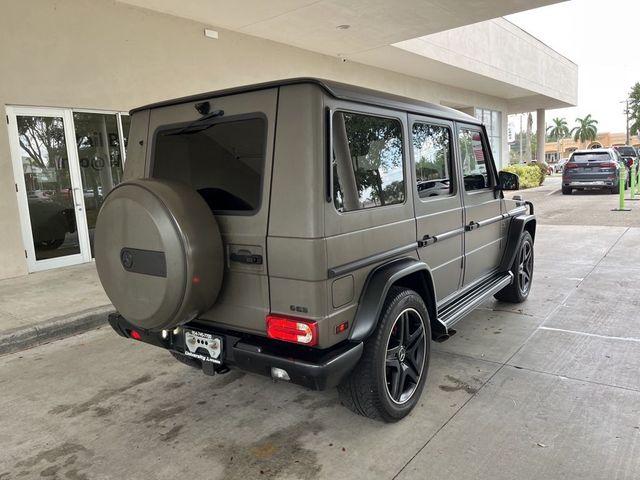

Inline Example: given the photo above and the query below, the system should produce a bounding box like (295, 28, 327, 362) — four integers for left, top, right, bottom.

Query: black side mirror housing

(498, 171, 520, 191)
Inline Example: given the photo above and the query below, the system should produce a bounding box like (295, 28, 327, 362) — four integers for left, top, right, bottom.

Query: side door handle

(418, 235, 437, 248)
(465, 221, 479, 231)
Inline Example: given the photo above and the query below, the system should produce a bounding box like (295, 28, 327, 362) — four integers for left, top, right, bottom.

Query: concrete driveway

(2, 179, 640, 479)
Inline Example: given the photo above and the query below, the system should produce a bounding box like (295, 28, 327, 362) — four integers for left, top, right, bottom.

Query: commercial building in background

(544, 132, 640, 162)
(0, 0, 577, 280)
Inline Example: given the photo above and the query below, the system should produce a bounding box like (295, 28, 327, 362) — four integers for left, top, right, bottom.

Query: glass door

(72, 111, 126, 256)
(7, 107, 91, 271)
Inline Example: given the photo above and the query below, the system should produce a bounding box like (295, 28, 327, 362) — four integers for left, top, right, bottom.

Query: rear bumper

(108, 313, 362, 390)
(563, 179, 616, 188)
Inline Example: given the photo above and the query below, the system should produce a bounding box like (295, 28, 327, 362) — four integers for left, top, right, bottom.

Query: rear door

(457, 124, 505, 286)
(410, 115, 464, 302)
(147, 89, 277, 334)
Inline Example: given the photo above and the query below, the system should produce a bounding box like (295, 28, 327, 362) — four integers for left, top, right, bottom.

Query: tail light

(600, 162, 617, 168)
(129, 329, 142, 340)
(629, 159, 634, 166)
(266, 314, 318, 346)
(564, 162, 578, 169)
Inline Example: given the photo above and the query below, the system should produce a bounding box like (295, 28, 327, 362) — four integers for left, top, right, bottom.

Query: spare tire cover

(95, 178, 223, 331)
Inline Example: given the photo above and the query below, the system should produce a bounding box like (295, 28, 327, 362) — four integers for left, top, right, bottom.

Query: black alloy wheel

(517, 237, 533, 296)
(385, 308, 427, 404)
(338, 287, 431, 422)
(494, 230, 534, 303)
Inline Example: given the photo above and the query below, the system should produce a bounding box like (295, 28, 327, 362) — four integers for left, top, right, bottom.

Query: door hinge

(6, 115, 9, 125)
(24, 250, 27, 258)
(15, 183, 18, 192)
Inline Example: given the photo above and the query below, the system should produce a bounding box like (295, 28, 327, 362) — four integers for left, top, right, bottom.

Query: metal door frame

(6, 106, 91, 271)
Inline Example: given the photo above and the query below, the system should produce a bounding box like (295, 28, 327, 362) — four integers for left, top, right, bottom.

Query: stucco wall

(0, 0, 512, 279)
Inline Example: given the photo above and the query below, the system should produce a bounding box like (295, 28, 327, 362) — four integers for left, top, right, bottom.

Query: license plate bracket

(184, 329, 223, 364)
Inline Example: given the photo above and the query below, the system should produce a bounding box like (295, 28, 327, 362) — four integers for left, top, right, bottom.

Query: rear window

(571, 152, 612, 163)
(153, 117, 266, 213)
(615, 146, 637, 157)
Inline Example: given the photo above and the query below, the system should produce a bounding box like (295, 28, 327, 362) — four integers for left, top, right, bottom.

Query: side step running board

(437, 272, 513, 331)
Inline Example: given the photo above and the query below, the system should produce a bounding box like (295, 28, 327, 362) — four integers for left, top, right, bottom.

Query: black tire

(170, 351, 201, 369)
(495, 231, 534, 303)
(561, 187, 572, 195)
(338, 287, 431, 422)
(611, 183, 620, 194)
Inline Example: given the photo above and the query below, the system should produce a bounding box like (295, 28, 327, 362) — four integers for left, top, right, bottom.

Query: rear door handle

(465, 221, 479, 231)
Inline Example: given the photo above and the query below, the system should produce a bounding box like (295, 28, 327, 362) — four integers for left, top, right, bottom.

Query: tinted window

(571, 152, 612, 163)
(412, 122, 453, 199)
(615, 146, 636, 157)
(332, 112, 404, 212)
(153, 117, 266, 213)
(459, 128, 494, 191)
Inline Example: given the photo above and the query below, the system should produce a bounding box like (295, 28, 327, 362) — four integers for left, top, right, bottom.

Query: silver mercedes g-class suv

(95, 78, 535, 422)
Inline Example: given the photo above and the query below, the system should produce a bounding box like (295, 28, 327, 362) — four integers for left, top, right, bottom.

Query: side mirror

(498, 171, 520, 191)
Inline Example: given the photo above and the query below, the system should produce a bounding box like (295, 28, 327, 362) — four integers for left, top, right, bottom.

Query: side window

(332, 111, 405, 212)
(458, 128, 494, 192)
(412, 122, 453, 199)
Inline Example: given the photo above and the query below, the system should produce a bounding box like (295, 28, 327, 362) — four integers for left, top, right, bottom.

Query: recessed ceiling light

(336, 24, 351, 30)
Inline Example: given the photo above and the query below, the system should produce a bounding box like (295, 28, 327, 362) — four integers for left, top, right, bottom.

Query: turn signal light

(266, 315, 318, 346)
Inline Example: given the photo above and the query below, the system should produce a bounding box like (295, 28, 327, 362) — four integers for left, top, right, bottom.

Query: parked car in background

(613, 145, 638, 185)
(554, 158, 568, 174)
(562, 148, 626, 195)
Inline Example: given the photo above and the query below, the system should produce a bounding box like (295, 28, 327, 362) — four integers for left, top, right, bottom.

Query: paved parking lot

(2, 179, 640, 479)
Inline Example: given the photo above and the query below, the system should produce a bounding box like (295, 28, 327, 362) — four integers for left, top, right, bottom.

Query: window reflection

(333, 112, 405, 212)
(413, 123, 453, 198)
(73, 112, 124, 255)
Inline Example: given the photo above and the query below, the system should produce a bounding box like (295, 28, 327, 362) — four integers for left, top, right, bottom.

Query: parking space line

(537, 326, 640, 344)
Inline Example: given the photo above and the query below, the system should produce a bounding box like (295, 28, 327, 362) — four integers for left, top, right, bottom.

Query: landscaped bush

(501, 164, 544, 189)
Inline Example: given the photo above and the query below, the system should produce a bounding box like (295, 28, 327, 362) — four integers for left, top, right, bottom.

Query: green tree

(629, 82, 640, 137)
(546, 117, 569, 162)
(571, 115, 598, 147)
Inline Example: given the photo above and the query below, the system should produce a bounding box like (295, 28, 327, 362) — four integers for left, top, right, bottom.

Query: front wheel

(495, 230, 534, 303)
(338, 287, 431, 422)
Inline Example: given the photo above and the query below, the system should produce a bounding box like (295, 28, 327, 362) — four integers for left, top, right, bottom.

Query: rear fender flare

(348, 257, 444, 342)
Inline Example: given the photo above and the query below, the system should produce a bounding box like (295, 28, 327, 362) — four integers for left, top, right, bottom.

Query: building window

(475, 108, 501, 161)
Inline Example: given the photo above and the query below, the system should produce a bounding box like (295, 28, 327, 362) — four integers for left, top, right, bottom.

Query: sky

(505, 0, 640, 135)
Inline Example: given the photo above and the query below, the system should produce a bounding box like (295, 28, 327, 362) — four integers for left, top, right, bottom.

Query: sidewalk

(0, 263, 113, 355)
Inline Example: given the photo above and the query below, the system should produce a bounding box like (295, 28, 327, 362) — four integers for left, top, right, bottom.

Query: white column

(537, 109, 545, 162)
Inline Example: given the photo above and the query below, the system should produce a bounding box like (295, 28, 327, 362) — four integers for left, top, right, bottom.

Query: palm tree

(571, 115, 598, 148)
(547, 117, 569, 162)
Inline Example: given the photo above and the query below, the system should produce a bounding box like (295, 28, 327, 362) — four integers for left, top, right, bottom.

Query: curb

(0, 305, 114, 356)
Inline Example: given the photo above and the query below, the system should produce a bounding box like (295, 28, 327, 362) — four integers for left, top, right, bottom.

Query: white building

(0, 0, 577, 279)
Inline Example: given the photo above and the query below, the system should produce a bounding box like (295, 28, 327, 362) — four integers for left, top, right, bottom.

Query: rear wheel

(495, 231, 534, 303)
(561, 186, 572, 195)
(611, 183, 620, 194)
(338, 287, 431, 422)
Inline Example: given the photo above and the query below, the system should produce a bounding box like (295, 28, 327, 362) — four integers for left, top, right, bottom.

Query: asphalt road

(2, 181, 640, 479)
(510, 174, 640, 227)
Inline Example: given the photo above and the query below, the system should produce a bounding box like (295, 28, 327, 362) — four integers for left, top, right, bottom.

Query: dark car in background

(613, 145, 638, 185)
(562, 148, 626, 195)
